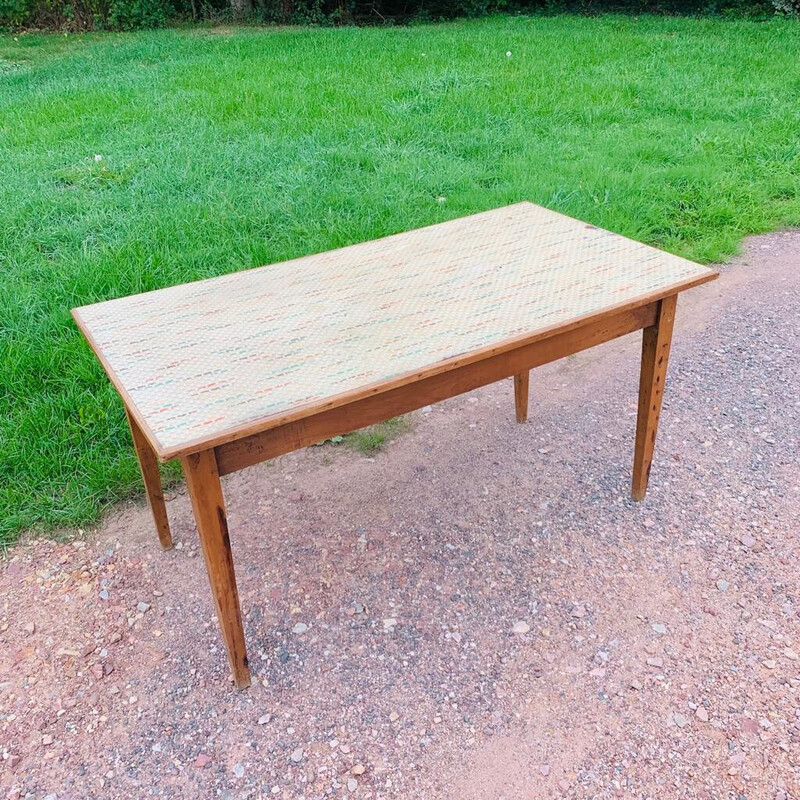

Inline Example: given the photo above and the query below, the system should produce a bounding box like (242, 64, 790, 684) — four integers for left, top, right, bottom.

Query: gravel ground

(2, 230, 799, 800)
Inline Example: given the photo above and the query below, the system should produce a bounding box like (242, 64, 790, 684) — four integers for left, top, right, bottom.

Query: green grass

(1, 17, 799, 544)
(344, 417, 412, 454)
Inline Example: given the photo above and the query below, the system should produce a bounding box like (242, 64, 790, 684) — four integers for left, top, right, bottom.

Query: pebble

(99, 589, 109, 601)
(347, 778, 358, 792)
(673, 713, 689, 728)
(717, 580, 730, 592)
(570, 604, 586, 619)
(292, 623, 308, 634)
(232, 763, 245, 778)
(290, 748, 304, 763)
(762, 659, 777, 670)
(382, 618, 397, 630)
(652, 623, 667, 635)
(41, 735, 53, 746)
(137, 601, 151, 613)
(194, 753, 211, 768)
(23, 622, 35, 635)
(258, 714, 271, 725)
(512, 621, 530, 634)
(784, 648, 799, 661)
(647, 657, 664, 668)
(389, 712, 399, 722)
(696, 707, 710, 722)
(539, 764, 550, 776)
(351, 764, 366, 775)
(589, 667, 606, 678)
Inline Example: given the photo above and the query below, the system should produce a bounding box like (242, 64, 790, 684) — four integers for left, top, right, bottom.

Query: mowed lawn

(1, 17, 799, 543)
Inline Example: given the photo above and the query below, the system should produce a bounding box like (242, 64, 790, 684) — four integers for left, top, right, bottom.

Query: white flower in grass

(436, 196, 447, 204)
(94, 154, 103, 162)
(506, 51, 512, 58)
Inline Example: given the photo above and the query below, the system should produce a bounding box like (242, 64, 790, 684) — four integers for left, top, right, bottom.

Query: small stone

(137, 601, 151, 613)
(291, 623, 308, 634)
(194, 753, 212, 768)
(762, 659, 777, 670)
(539, 764, 550, 776)
(740, 534, 756, 548)
(232, 763, 245, 778)
(290, 748, 304, 763)
(570, 604, 586, 619)
(741, 717, 760, 734)
(696, 707, 709, 722)
(340, 744, 351, 754)
(389, 712, 399, 722)
(784, 648, 799, 661)
(629, 679, 643, 690)
(99, 589, 109, 601)
(347, 778, 357, 792)
(652, 623, 667, 635)
(673, 713, 689, 728)
(716, 580, 730, 592)
(23, 622, 35, 635)
(258, 714, 271, 725)
(8, 754, 21, 769)
(382, 618, 397, 630)
(512, 621, 530, 635)
(41, 735, 53, 746)
(589, 667, 606, 678)
(351, 764, 366, 775)
(647, 657, 663, 668)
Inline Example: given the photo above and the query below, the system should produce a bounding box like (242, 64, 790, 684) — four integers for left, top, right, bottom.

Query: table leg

(125, 408, 172, 550)
(514, 372, 530, 423)
(632, 294, 677, 501)
(181, 448, 251, 689)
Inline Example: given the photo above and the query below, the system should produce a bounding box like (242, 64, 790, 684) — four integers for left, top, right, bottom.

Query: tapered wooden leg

(126, 408, 172, 550)
(514, 372, 530, 423)
(632, 294, 677, 501)
(182, 449, 251, 689)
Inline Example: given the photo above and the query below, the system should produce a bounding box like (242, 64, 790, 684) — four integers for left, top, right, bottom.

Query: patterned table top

(73, 202, 717, 459)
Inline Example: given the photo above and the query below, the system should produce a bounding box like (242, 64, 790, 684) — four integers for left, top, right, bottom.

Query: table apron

(214, 301, 658, 476)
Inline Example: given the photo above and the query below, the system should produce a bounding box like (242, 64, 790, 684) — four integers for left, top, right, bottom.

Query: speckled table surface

(73, 202, 715, 458)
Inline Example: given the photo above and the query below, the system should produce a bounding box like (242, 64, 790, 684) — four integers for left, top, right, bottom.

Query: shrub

(108, 0, 170, 27)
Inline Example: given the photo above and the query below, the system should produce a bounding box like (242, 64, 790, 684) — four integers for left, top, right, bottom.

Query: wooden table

(72, 202, 718, 689)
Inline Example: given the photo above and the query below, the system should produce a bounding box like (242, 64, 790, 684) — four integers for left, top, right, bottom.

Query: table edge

(73, 269, 717, 463)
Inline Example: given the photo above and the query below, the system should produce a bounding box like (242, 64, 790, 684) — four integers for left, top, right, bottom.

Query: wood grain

(182, 449, 251, 689)
(216, 302, 657, 476)
(125, 408, 172, 550)
(631, 294, 678, 501)
(514, 372, 530, 423)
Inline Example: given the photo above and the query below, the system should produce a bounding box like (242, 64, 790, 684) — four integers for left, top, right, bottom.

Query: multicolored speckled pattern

(73, 202, 715, 457)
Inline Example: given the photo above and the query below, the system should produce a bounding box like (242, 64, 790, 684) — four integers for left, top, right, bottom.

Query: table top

(73, 202, 717, 460)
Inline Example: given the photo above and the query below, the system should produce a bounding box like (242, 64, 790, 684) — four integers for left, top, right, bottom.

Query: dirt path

(2, 230, 799, 800)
